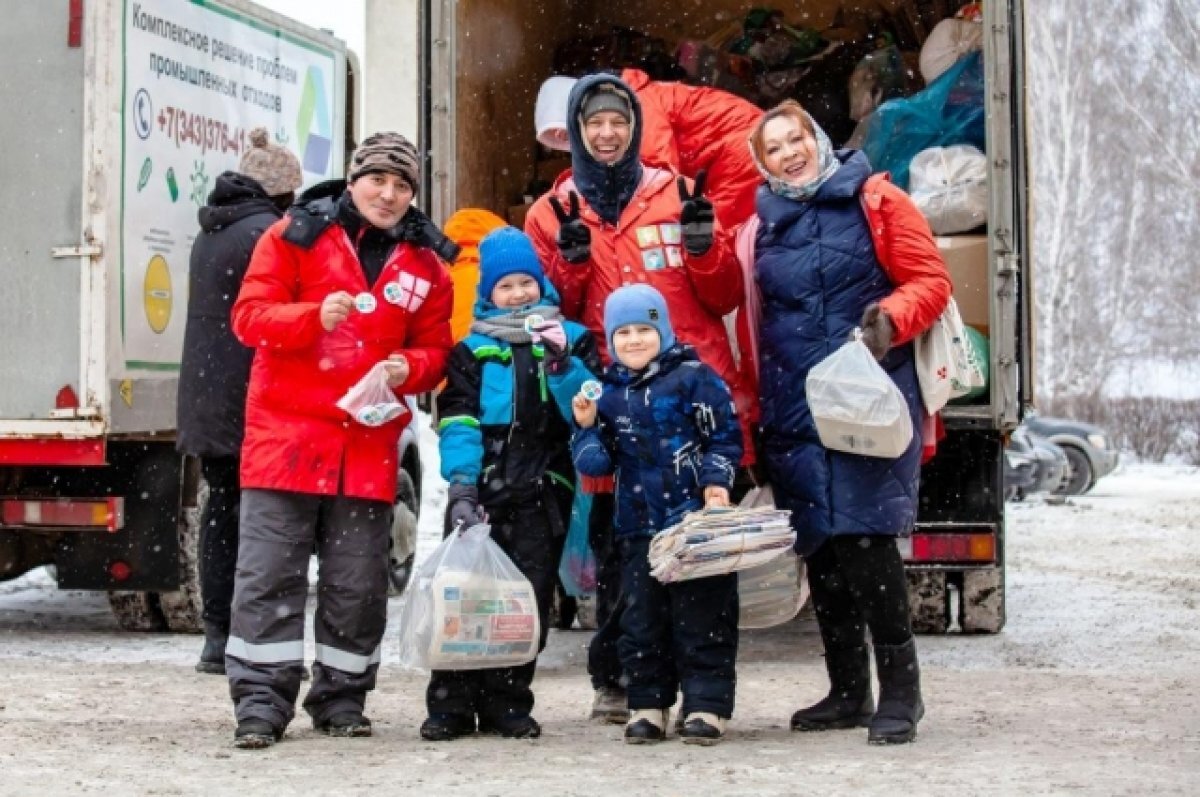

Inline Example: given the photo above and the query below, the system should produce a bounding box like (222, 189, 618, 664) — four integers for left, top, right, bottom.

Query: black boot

(791, 644, 875, 731)
(195, 623, 227, 675)
(868, 638, 924, 744)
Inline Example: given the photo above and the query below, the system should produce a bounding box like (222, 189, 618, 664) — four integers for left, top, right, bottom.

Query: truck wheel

(960, 566, 1005, 633)
(107, 591, 168, 632)
(157, 471, 205, 633)
(388, 468, 419, 596)
(907, 570, 950, 634)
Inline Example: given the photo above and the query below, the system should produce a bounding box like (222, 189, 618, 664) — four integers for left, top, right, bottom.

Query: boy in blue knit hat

(421, 226, 600, 741)
(571, 284, 742, 745)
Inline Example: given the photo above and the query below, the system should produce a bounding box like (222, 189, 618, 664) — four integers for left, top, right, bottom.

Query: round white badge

(383, 282, 404, 305)
(581, 380, 603, 401)
(354, 292, 377, 313)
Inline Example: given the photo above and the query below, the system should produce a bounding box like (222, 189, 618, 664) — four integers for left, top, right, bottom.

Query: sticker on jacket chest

(383, 271, 431, 312)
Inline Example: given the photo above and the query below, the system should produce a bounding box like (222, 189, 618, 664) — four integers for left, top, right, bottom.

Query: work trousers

(225, 488, 391, 730)
(198, 457, 240, 633)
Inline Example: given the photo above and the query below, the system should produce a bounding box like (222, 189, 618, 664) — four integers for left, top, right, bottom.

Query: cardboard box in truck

(0, 0, 355, 631)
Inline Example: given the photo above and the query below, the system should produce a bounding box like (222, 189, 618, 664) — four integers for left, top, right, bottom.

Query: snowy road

(1, 462, 1197, 796)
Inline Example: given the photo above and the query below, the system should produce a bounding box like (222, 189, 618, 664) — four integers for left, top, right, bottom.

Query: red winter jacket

(233, 219, 453, 502)
(525, 165, 755, 461)
(623, 68, 764, 228)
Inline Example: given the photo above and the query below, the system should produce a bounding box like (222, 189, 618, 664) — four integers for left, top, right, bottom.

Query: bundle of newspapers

(648, 506, 795, 583)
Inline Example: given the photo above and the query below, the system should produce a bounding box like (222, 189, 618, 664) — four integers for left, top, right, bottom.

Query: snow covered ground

(0, 445, 1197, 795)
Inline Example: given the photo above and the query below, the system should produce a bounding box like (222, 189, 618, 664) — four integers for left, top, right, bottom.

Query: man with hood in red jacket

(525, 73, 744, 724)
(225, 132, 455, 750)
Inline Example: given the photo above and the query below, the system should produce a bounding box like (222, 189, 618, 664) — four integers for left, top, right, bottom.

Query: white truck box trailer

(0, 0, 355, 630)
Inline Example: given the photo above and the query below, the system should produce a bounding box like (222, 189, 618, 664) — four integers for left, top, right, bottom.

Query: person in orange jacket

(442, 208, 507, 341)
(525, 73, 744, 724)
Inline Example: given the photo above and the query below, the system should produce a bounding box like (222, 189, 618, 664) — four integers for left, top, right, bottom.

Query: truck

(364, 0, 1031, 633)
(0, 0, 422, 631)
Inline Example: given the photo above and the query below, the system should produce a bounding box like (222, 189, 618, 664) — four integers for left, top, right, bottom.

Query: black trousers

(617, 537, 739, 718)
(804, 535, 913, 650)
(199, 456, 241, 633)
(426, 491, 567, 722)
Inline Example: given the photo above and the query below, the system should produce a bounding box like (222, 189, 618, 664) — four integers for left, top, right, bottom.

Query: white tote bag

(806, 336, 913, 458)
(914, 298, 985, 413)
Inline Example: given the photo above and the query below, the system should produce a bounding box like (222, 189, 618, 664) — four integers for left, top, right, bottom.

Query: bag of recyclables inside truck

(735, 485, 809, 629)
(648, 502, 795, 584)
(336, 361, 405, 427)
(806, 334, 913, 458)
(396, 523, 540, 671)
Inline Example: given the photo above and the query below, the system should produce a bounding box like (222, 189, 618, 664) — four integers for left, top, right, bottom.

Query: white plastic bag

(909, 145, 988, 235)
(336, 361, 405, 427)
(919, 17, 983, 84)
(806, 336, 913, 458)
(736, 485, 809, 630)
(396, 523, 540, 671)
(915, 298, 986, 413)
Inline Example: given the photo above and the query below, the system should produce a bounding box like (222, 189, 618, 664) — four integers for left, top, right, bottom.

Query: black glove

(549, 191, 591, 264)
(446, 483, 485, 531)
(396, 206, 462, 264)
(857, 302, 895, 361)
(678, 169, 715, 256)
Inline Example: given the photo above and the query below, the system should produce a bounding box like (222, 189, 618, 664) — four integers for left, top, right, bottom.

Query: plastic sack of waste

(862, 50, 985, 189)
(734, 485, 809, 629)
(848, 45, 911, 122)
(915, 297, 985, 413)
(806, 335, 913, 458)
(557, 489, 597, 598)
(335, 361, 405, 427)
(909, 145, 988, 234)
(948, 325, 990, 404)
(396, 523, 540, 671)
(919, 17, 983, 84)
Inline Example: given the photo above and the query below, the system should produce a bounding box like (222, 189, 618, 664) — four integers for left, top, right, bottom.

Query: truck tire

(156, 473, 205, 633)
(960, 566, 1005, 633)
(107, 591, 168, 632)
(907, 570, 950, 634)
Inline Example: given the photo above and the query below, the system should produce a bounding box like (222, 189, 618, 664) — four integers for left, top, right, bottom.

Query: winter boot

(623, 709, 668, 744)
(678, 712, 726, 746)
(233, 718, 281, 750)
(590, 686, 628, 724)
(790, 644, 875, 731)
(195, 623, 227, 675)
(419, 713, 476, 741)
(314, 711, 373, 738)
(868, 638, 925, 745)
(479, 713, 542, 739)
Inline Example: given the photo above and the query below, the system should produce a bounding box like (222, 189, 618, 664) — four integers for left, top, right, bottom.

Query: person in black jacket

(176, 128, 302, 674)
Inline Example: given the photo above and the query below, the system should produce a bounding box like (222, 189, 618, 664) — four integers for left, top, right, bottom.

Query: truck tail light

(108, 560, 132, 582)
(56, 385, 80, 409)
(0, 498, 125, 532)
(68, 0, 83, 48)
(899, 532, 995, 564)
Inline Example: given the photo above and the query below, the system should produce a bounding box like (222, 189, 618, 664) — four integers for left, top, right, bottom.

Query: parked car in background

(1003, 442, 1039, 502)
(1005, 426, 1068, 500)
(1024, 412, 1119, 496)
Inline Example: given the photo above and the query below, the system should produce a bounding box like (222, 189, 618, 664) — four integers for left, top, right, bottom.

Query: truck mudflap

(905, 565, 1006, 634)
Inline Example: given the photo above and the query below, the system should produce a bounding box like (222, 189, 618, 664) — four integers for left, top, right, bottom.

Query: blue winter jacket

(754, 150, 923, 556)
(438, 286, 600, 505)
(571, 344, 742, 538)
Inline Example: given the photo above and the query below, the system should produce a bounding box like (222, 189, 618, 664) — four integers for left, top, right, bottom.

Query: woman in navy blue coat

(749, 101, 951, 745)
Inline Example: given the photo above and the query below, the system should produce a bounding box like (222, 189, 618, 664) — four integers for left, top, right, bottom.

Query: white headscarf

(535, 76, 578, 151)
(750, 110, 841, 201)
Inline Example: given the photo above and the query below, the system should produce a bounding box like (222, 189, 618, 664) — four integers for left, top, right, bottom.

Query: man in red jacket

(525, 74, 744, 724)
(226, 132, 454, 750)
